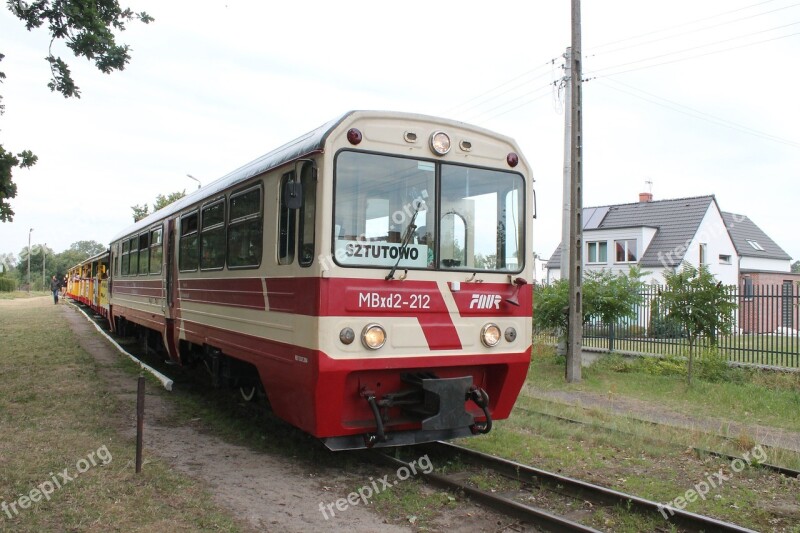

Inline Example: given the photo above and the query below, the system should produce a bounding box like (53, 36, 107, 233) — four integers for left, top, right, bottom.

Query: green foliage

(792, 260, 800, 274)
(0, 144, 38, 222)
(0, 275, 16, 292)
(7, 1, 154, 98)
(132, 190, 186, 221)
(534, 267, 645, 334)
(695, 348, 732, 383)
(660, 263, 737, 385)
(1, 1, 152, 221)
(583, 266, 646, 324)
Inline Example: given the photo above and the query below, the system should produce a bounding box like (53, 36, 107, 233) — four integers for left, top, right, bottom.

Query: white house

(545, 194, 791, 286)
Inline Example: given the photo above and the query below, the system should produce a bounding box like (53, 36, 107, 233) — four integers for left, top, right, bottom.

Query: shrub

(0, 277, 16, 292)
(696, 348, 731, 383)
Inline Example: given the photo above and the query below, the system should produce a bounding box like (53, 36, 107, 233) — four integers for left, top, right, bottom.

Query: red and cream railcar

(108, 111, 534, 449)
(66, 251, 110, 318)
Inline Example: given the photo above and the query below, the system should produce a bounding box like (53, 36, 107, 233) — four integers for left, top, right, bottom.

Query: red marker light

(347, 128, 363, 145)
(507, 152, 519, 167)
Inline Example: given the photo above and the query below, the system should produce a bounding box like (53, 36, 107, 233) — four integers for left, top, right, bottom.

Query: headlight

(481, 323, 501, 347)
(429, 131, 451, 155)
(361, 324, 386, 350)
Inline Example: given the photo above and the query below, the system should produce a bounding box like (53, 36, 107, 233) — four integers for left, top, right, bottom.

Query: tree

(534, 267, 645, 345)
(0, 252, 17, 274)
(1, 2, 153, 222)
(131, 190, 186, 222)
(792, 260, 800, 274)
(660, 263, 737, 386)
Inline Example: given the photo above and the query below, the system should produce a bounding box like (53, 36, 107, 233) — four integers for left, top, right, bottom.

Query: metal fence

(534, 283, 800, 369)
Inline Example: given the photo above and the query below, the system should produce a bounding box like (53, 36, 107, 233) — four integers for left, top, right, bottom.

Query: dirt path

(526, 387, 800, 452)
(59, 302, 412, 533)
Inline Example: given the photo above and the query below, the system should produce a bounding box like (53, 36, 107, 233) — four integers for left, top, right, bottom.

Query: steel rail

(420, 441, 758, 533)
(375, 451, 602, 533)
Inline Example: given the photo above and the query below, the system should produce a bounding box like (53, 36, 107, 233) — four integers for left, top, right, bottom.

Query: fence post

(609, 322, 615, 352)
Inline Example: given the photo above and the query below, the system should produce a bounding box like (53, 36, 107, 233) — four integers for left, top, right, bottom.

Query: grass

(0, 297, 242, 531)
(530, 349, 800, 433)
(0, 290, 49, 300)
(451, 345, 800, 532)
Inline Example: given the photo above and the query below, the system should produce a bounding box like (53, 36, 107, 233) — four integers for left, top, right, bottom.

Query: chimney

(639, 192, 653, 203)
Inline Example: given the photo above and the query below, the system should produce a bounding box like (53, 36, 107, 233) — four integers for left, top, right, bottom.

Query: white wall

(740, 256, 791, 272)
(681, 203, 739, 286)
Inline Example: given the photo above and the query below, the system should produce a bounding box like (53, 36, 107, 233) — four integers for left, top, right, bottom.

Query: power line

(588, 2, 800, 58)
(588, 0, 786, 50)
(585, 24, 800, 77)
(444, 57, 559, 116)
(596, 78, 800, 149)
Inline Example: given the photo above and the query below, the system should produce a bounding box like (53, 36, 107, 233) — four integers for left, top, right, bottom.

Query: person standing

(50, 275, 60, 304)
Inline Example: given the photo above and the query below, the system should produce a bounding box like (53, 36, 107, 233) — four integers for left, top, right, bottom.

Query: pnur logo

(469, 294, 501, 309)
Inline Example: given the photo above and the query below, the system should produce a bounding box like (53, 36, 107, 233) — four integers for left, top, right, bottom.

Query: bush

(696, 348, 730, 383)
(0, 277, 16, 292)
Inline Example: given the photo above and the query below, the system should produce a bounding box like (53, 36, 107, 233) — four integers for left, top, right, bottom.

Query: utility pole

(27, 228, 33, 293)
(566, 0, 584, 382)
(557, 46, 573, 358)
(560, 48, 572, 280)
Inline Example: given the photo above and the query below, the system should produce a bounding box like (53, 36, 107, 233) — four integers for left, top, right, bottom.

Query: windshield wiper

(385, 204, 421, 281)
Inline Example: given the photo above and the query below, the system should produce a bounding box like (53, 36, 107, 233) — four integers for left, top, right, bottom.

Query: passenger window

(180, 211, 199, 272)
(227, 186, 262, 269)
(299, 163, 317, 267)
(138, 232, 150, 275)
(149, 227, 163, 274)
(121, 240, 130, 276)
(201, 200, 226, 270)
(278, 172, 296, 265)
(129, 237, 139, 275)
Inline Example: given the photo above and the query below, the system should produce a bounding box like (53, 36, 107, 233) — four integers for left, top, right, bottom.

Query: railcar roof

(110, 110, 524, 243)
(110, 112, 352, 242)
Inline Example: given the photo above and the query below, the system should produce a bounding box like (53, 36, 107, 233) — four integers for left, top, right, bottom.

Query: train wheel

(239, 385, 257, 402)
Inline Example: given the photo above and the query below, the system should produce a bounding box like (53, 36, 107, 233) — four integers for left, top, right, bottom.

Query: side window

(129, 237, 139, 275)
(138, 232, 150, 275)
(278, 172, 296, 265)
(180, 211, 199, 272)
(201, 200, 226, 270)
(149, 226, 163, 274)
(299, 164, 317, 267)
(121, 240, 130, 276)
(227, 186, 262, 269)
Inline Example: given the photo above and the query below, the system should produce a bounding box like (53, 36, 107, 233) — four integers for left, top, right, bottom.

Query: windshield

(333, 151, 524, 272)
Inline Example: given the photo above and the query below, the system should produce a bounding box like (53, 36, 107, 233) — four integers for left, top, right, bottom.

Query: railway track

(514, 404, 800, 479)
(379, 441, 758, 533)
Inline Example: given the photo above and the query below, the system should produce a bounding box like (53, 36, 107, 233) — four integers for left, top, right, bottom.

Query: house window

(587, 241, 607, 264)
(615, 239, 637, 263)
(743, 276, 753, 300)
(699, 243, 707, 266)
(747, 239, 764, 251)
(719, 254, 731, 265)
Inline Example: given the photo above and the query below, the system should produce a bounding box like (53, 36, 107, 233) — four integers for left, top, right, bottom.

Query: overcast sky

(1, 0, 798, 267)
